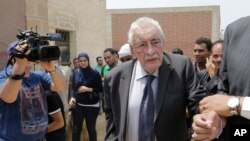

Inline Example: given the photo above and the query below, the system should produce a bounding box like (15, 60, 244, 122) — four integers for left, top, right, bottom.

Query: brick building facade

(106, 6, 220, 60)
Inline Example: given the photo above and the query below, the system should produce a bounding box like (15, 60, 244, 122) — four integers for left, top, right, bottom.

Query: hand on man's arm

(199, 94, 250, 120)
(192, 111, 225, 141)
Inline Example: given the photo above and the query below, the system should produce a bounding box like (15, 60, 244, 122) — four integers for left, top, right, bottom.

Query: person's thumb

(206, 111, 222, 140)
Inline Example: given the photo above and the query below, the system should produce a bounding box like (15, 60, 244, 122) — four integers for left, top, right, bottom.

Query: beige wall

(0, 0, 106, 68)
(25, 0, 49, 71)
(48, 0, 106, 67)
(25, 0, 49, 35)
(0, 0, 26, 69)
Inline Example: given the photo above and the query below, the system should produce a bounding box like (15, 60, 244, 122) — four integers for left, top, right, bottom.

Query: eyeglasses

(134, 39, 162, 53)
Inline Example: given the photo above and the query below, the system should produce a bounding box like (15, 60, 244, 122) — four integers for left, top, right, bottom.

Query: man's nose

(194, 51, 199, 55)
(217, 56, 222, 61)
(146, 44, 156, 54)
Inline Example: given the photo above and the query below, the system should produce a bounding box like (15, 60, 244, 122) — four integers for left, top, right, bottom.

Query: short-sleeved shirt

(46, 91, 66, 135)
(0, 69, 51, 141)
(94, 65, 102, 75)
(102, 65, 110, 77)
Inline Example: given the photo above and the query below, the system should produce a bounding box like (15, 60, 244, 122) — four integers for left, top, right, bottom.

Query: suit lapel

(118, 58, 172, 130)
(155, 54, 172, 120)
(119, 61, 135, 138)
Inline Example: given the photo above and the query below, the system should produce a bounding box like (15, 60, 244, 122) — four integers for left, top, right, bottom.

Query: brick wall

(107, 6, 220, 61)
(111, 11, 212, 60)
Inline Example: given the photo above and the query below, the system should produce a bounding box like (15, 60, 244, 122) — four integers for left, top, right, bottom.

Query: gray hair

(127, 17, 165, 46)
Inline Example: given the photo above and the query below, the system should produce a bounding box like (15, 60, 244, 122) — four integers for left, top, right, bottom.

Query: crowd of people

(1, 15, 250, 141)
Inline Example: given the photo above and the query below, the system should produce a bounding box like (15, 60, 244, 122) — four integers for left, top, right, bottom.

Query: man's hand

(192, 111, 223, 141)
(69, 97, 76, 107)
(13, 42, 30, 67)
(199, 94, 232, 117)
(206, 57, 218, 78)
(39, 61, 56, 72)
(11, 42, 31, 75)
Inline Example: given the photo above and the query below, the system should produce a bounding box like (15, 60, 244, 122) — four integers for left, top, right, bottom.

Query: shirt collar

(135, 60, 159, 80)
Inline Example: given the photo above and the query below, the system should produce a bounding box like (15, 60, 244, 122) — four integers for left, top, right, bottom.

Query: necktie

(138, 75, 155, 141)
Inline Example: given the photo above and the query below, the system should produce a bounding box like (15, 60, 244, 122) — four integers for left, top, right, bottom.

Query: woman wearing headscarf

(69, 52, 103, 141)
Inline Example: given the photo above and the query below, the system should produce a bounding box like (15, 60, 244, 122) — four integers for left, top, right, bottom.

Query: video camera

(14, 30, 62, 62)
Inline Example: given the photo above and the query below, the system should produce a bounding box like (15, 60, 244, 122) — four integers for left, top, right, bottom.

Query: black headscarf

(73, 52, 97, 90)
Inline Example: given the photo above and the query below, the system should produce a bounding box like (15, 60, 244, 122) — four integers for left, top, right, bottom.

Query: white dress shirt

(125, 61, 158, 141)
(241, 97, 250, 119)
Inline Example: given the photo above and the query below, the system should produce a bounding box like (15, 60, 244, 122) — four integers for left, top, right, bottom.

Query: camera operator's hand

(1, 42, 31, 103)
(12, 42, 31, 74)
(39, 61, 56, 72)
(39, 61, 66, 92)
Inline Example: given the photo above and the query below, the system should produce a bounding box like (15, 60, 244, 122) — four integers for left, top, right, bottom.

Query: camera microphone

(46, 33, 62, 41)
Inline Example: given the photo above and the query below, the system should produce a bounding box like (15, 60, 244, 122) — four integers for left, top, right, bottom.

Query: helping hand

(192, 111, 223, 141)
(199, 94, 232, 117)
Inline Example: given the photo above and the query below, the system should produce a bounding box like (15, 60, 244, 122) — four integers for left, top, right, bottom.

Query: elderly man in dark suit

(103, 17, 205, 141)
(192, 16, 250, 141)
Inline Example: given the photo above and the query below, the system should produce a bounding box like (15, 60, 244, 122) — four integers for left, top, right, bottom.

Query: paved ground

(66, 111, 106, 141)
(97, 113, 106, 141)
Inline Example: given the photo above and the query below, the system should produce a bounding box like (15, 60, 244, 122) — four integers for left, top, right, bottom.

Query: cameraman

(0, 41, 66, 141)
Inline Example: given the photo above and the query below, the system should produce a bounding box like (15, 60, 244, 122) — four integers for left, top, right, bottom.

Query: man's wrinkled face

(131, 25, 164, 74)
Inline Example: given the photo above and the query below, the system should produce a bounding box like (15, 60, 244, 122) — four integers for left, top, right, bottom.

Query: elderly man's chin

(145, 62, 161, 74)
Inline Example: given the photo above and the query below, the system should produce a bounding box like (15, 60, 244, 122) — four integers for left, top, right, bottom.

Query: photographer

(0, 41, 66, 141)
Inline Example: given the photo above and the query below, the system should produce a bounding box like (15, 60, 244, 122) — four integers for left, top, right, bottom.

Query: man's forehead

(134, 25, 160, 37)
(104, 52, 115, 58)
(134, 34, 162, 44)
(104, 51, 112, 56)
(194, 43, 207, 49)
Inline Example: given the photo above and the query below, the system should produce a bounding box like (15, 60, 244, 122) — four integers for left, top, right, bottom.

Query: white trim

(49, 108, 61, 115)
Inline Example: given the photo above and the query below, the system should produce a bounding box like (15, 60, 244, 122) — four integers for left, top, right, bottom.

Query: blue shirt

(94, 65, 102, 75)
(0, 69, 51, 141)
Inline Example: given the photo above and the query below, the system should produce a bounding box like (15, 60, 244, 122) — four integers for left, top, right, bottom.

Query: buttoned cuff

(240, 97, 250, 120)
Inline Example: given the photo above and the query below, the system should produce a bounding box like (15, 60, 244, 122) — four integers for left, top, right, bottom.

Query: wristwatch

(227, 96, 240, 116)
(8, 73, 25, 80)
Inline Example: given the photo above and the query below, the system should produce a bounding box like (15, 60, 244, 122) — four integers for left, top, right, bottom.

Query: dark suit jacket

(199, 70, 220, 95)
(103, 52, 206, 141)
(218, 16, 250, 140)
